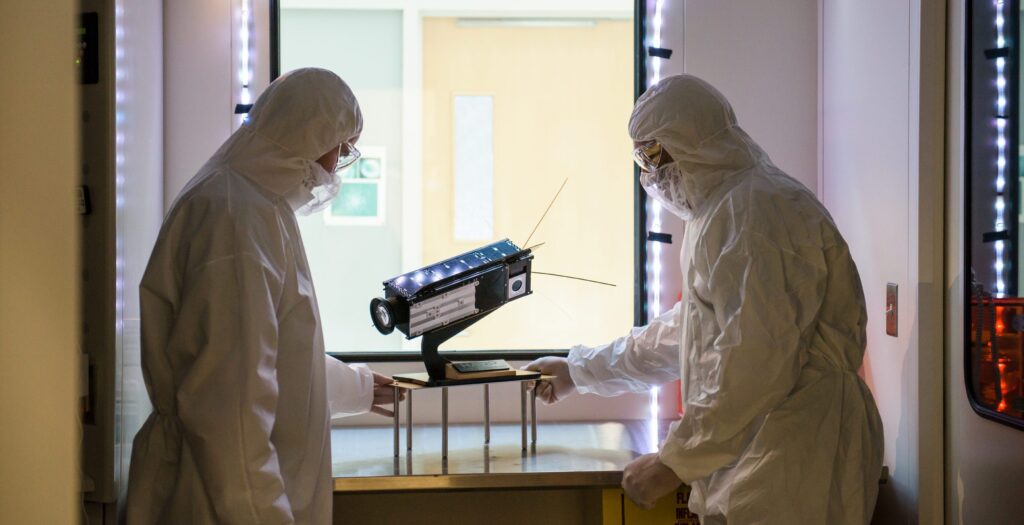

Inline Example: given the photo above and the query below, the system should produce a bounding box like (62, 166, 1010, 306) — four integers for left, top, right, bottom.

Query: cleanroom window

(278, 2, 637, 354)
(965, 0, 1024, 430)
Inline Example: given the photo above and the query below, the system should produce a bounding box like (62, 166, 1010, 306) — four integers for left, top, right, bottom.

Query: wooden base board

(393, 369, 545, 388)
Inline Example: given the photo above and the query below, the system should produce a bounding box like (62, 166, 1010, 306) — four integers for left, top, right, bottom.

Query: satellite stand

(419, 312, 494, 381)
(395, 307, 535, 384)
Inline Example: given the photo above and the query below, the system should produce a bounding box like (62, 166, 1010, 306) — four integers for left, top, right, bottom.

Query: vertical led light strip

(114, 1, 126, 350)
(648, 0, 666, 320)
(995, 0, 1008, 297)
(646, 0, 668, 450)
(238, 0, 254, 127)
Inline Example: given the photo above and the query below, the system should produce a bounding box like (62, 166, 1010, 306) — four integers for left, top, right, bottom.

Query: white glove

(523, 356, 576, 404)
(369, 371, 405, 417)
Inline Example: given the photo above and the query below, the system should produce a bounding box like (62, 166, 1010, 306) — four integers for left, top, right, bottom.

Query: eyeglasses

(632, 140, 663, 173)
(334, 141, 362, 173)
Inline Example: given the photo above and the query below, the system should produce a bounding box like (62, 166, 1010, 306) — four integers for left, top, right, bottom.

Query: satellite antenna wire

(532, 271, 616, 287)
(534, 290, 575, 321)
(523, 178, 569, 248)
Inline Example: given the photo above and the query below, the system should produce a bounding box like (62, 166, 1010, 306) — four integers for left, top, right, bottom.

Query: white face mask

(640, 163, 694, 220)
(289, 161, 342, 216)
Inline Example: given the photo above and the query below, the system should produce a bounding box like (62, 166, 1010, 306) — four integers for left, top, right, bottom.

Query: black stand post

(420, 311, 494, 381)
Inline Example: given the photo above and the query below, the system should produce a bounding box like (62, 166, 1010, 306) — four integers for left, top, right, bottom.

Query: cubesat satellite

(369, 239, 540, 384)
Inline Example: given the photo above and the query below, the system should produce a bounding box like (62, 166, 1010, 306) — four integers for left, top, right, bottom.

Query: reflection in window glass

(281, 3, 635, 353)
(328, 149, 386, 225)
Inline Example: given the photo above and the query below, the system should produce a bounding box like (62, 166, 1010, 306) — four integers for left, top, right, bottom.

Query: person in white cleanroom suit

(526, 75, 884, 524)
(126, 68, 400, 524)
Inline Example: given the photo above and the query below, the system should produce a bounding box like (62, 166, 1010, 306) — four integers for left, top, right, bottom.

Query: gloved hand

(369, 372, 405, 417)
(523, 356, 576, 404)
(622, 453, 683, 510)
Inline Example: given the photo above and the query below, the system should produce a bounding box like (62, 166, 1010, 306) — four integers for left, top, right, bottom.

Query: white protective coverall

(126, 68, 374, 525)
(568, 75, 884, 524)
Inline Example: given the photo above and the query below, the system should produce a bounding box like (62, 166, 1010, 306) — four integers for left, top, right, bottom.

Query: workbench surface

(330, 421, 657, 493)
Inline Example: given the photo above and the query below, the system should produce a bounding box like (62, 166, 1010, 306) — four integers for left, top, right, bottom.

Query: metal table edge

(332, 470, 624, 494)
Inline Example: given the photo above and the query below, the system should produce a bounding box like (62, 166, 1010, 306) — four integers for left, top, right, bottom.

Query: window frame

(965, 0, 1024, 431)
(270, 0, 652, 362)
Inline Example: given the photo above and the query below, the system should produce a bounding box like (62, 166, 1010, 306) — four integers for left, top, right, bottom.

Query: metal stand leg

(442, 387, 449, 459)
(393, 385, 400, 458)
(406, 390, 413, 452)
(520, 382, 527, 452)
(484, 384, 491, 445)
(530, 385, 537, 447)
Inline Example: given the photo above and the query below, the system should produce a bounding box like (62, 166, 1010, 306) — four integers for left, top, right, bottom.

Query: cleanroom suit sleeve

(324, 356, 374, 417)
(567, 302, 682, 396)
(174, 255, 294, 525)
(659, 230, 825, 483)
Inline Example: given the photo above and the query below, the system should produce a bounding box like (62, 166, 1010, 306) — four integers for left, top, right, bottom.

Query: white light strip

(650, 0, 665, 85)
(238, 0, 254, 126)
(646, 0, 669, 451)
(114, 1, 126, 332)
(647, 0, 666, 322)
(995, 0, 1007, 296)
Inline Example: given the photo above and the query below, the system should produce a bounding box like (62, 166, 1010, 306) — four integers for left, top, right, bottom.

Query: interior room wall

(682, 0, 819, 194)
(0, 1, 80, 523)
(820, 0, 945, 523)
(163, 0, 234, 206)
(164, 0, 272, 207)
